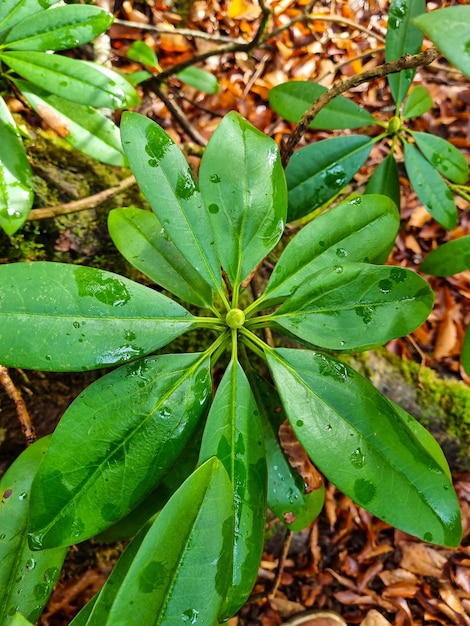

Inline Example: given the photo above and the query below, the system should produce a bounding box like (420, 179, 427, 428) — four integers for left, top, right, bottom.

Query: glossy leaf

(385, 0, 425, 106)
(404, 142, 457, 230)
(249, 370, 325, 532)
(414, 7, 470, 78)
(261, 195, 399, 307)
(403, 85, 433, 119)
(364, 153, 400, 211)
(420, 236, 470, 276)
(199, 111, 287, 287)
(0, 0, 60, 36)
(268, 81, 376, 129)
(100, 458, 233, 626)
(270, 262, 434, 351)
(198, 359, 267, 619)
(412, 131, 469, 185)
(0, 437, 67, 624)
(120, 112, 222, 295)
(286, 135, 374, 221)
(0, 51, 139, 109)
(108, 207, 213, 308)
(16, 79, 126, 167)
(462, 325, 470, 377)
(266, 348, 462, 547)
(177, 66, 219, 94)
(0, 96, 33, 235)
(0, 262, 194, 371)
(28, 353, 211, 548)
(3, 5, 113, 51)
(127, 41, 159, 68)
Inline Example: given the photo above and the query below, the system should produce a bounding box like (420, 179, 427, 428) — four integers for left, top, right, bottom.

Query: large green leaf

(413, 7, 470, 79)
(3, 5, 112, 51)
(412, 131, 469, 185)
(16, 79, 126, 167)
(269, 81, 376, 129)
(420, 236, 470, 276)
(0, 51, 139, 109)
(199, 111, 287, 288)
(385, 0, 425, 106)
(177, 66, 219, 94)
(108, 207, 213, 308)
(0, 97, 33, 235)
(10, 614, 35, 626)
(0, 0, 60, 36)
(249, 370, 325, 532)
(266, 348, 462, 547)
(0, 437, 67, 624)
(286, 135, 374, 221)
(97, 459, 233, 626)
(269, 262, 434, 351)
(28, 353, 211, 548)
(0, 262, 194, 371)
(120, 112, 222, 296)
(258, 195, 399, 308)
(198, 359, 267, 619)
(364, 153, 400, 211)
(462, 325, 470, 377)
(403, 85, 433, 119)
(404, 142, 457, 230)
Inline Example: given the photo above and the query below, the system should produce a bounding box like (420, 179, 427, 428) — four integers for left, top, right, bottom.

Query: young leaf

(0, 51, 139, 109)
(120, 112, 222, 296)
(269, 81, 376, 129)
(261, 195, 399, 307)
(3, 5, 113, 51)
(286, 135, 374, 221)
(0, 437, 67, 624)
(16, 79, 126, 167)
(199, 111, 287, 288)
(177, 66, 219, 94)
(270, 262, 434, 351)
(127, 41, 159, 68)
(462, 325, 470, 377)
(28, 353, 211, 549)
(266, 348, 462, 548)
(364, 153, 400, 211)
(403, 85, 433, 119)
(420, 236, 470, 276)
(413, 7, 470, 78)
(385, 0, 425, 106)
(0, 0, 60, 35)
(198, 359, 267, 619)
(0, 262, 194, 371)
(412, 131, 469, 185)
(101, 459, 233, 626)
(404, 142, 457, 230)
(0, 96, 33, 235)
(108, 207, 214, 308)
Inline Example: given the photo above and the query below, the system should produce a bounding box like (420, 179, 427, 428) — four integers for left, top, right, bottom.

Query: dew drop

(208, 203, 219, 214)
(423, 532, 433, 542)
(26, 558, 36, 571)
(334, 265, 343, 273)
(296, 419, 304, 427)
(209, 174, 221, 183)
(350, 448, 365, 469)
(183, 608, 200, 624)
(72, 321, 80, 329)
(0, 533, 6, 539)
(336, 247, 348, 258)
(378, 279, 393, 294)
(18, 492, 27, 500)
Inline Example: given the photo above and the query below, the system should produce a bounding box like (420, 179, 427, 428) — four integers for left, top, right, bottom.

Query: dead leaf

(359, 609, 393, 626)
(278, 420, 323, 493)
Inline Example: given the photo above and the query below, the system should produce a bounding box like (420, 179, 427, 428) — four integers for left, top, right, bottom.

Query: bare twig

(114, 18, 245, 45)
(0, 366, 35, 444)
(152, 85, 207, 145)
(269, 529, 293, 599)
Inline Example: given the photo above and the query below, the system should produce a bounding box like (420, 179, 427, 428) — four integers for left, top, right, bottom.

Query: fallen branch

(0, 366, 35, 445)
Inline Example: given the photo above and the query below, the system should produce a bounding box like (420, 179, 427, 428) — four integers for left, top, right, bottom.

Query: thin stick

(153, 85, 207, 145)
(269, 529, 293, 599)
(0, 366, 35, 444)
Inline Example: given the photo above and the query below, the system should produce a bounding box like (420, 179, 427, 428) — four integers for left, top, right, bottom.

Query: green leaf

(413, 7, 470, 78)
(261, 195, 399, 307)
(286, 135, 374, 221)
(120, 112, 222, 296)
(108, 207, 213, 308)
(99, 459, 233, 626)
(412, 131, 469, 185)
(269, 81, 376, 129)
(420, 236, 470, 276)
(0, 51, 139, 109)
(127, 41, 159, 68)
(248, 370, 325, 532)
(0, 96, 33, 235)
(403, 85, 433, 119)
(198, 359, 267, 619)
(16, 79, 126, 167)
(403, 142, 457, 230)
(462, 325, 470, 377)
(0, 437, 67, 624)
(177, 66, 219, 94)
(3, 5, 113, 51)
(266, 348, 462, 547)
(270, 262, 434, 351)
(0, 262, 194, 371)
(385, 0, 425, 106)
(9, 614, 35, 626)
(364, 154, 400, 216)
(199, 111, 287, 288)
(0, 0, 60, 36)
(28, 353, 211, 548)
